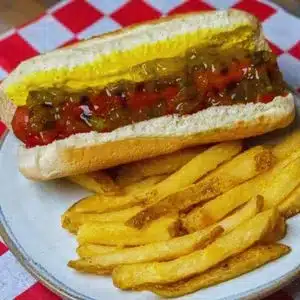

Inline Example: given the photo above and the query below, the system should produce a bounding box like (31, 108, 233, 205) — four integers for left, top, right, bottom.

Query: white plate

(1, 95, 300, 300)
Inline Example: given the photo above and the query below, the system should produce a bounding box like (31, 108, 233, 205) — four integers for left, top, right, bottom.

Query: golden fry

(183, 195, 263, 233)
(62, 206, 143, 234)
(273, 130, 300, 160)
(184, 153, 300, 231)
(131, 141, 242, 205)
(262, 157, 300, 209)
(217, 195, 264, 233)
(123, 175, 167, 194)
(77, 244, 118, 258)
(71, 142, 240, 216)
(68, 170, 121, 195)
(115, 146, 205, 187)
(61, 132, 300, 297)
(127, 146, 272, 229)
(70, 175, 165, 214)
(70, 194, 136, 214)
(262, 216, 287, 243)
(279, 184, 300, 218)
(77, 216, 181, 247)
(69, 226, 222, 274)
(146, 244, 290, 298)
(112, 209, 276, 289)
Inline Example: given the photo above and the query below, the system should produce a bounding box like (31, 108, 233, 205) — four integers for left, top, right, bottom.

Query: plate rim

(1, 130, 300, 300)
(0, 132, 90, 300)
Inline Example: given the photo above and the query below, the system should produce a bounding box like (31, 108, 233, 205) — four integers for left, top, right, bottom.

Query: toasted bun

(0, 10, 295, 180)
(18, 94, 294, 180)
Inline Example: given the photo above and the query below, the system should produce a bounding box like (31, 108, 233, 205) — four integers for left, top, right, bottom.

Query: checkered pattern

(0, 0, 299, 299)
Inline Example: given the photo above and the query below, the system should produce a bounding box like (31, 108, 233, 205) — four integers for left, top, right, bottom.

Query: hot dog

(0, 9, 295, 180)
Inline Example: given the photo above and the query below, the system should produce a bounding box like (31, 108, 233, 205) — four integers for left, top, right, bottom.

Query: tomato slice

(161, 87, 180, 113)
(210, 74, 228, 90)
(12, 106, 30, 143)
(258, 93, 276, 103)
(65, 120, 90, 135)
(127, 92, 160, 111)
(194, 72, 210, 91)
(195, 67, 244, 93)
(227, 69, 243, 83)
(90, 95, 122, 116)
(61, 101, 83, 119)
(162, 87, 179, 99)
(40, 130, 58, 145)
(26, 134, 43, 148)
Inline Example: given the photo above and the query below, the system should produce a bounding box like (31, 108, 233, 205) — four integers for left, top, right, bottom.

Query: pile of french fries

(62, 131, 300, 298)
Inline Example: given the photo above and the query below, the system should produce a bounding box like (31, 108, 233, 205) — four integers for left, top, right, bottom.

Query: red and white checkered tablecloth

(0, 0, 299, 299)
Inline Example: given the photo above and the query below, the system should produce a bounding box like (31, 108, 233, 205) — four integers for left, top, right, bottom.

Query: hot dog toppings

(12, 47, 287, 148)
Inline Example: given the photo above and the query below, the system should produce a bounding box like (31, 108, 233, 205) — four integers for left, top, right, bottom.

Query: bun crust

(18, 94, 294, 180)
(0, 88, 16, 131)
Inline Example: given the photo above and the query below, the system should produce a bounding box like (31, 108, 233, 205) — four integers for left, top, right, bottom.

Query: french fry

(77, 216, 182, 247)
(61, 132, 300, 297)
(123, 175, 167, 194)
(68, 226, 223, 274)
(279, 184, 300, 218)
(115, 146, 206, 187)
(68, 170, 121, 195)
(70, 175, 166, 214)
(273, 130, 300, 160)
(73, 142, 241, 215)
(131, 141, 242, 206)
(112, 209, 276, 289)
(217, 195, 264, 234)
(62, 206, 143, 234)
(262, 216, 287, 243)
(146, 244, 290, 298)
(127, 146, 273, 229)
(262, 157, 300, 209)
(77, 245, 118, 258)
(184, 153, 300, 231)
(71, 142, 240, 215)
(70, 194, 137, 215)
(183, 195, 263, 233)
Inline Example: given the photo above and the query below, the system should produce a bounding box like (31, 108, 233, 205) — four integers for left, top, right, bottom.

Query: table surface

(0, 0, 299, 299)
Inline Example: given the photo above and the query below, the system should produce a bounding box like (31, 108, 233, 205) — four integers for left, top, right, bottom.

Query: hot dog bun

(0, 10, 295, 180)
(18, 94, 294, 180)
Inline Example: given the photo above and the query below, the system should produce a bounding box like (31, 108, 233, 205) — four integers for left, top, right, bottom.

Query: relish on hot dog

(12, 48, 287, 148)
(0, 10, 295, 180)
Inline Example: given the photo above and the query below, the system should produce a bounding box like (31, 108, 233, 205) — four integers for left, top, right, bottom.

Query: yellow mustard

(6, 25, 257, 106)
